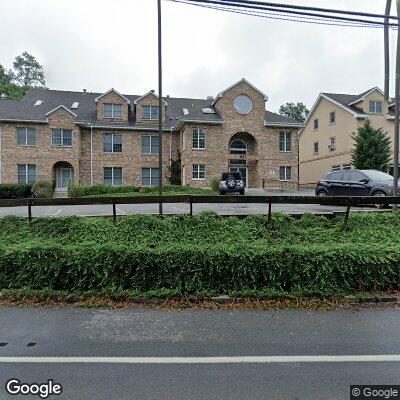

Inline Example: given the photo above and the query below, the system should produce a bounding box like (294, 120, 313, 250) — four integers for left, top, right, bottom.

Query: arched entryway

(53, 161, 74, 189)
(228, 133, 258, 188)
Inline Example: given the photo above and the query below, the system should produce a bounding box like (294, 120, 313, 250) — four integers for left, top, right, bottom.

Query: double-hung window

(104, 103, 123, 119)
(329, 111, 336, 124)
(314, 118, 319, 130)
(369, 101, 383, 114)
(17, 164, 36, 183)
(192, 128, 205, 149)
(192, 164, 205, 180)
(141, 168, 159, 186)
(17, 127, 36, 146)
(141, 105, 159, 120)
(141, 135, 159, 154)
(279, 166, 292, 181)
(103, 134, 122, 153)
(103, 167, 122, 186)
(313, 142, 319, 154)
(51, 129, 72, 147)
(279, 131, 292, 152)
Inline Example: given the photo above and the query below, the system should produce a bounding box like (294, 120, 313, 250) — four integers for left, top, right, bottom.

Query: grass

(87, 187, 214, 197)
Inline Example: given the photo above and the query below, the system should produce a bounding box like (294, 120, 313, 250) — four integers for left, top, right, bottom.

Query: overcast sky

(0, 0, 397, 111)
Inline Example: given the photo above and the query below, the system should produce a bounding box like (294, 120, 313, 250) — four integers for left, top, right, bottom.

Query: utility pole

(158, 0, 163, 215)
(393, 1, 400, 203)
(384, 0, 392, 101)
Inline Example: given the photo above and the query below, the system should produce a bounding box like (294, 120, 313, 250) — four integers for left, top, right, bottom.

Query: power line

(213, 0, 400, 21)
(168, 0, 398, 29)
(178, 0, 398, 27)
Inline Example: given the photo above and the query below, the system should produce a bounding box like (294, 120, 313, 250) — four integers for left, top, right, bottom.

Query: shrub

(211, 178, 220, 192)
(0, 183, 32, 199)
(0, 213, 399, 294)
(31, 181, 54, 198)
(68, 182, 139, 197)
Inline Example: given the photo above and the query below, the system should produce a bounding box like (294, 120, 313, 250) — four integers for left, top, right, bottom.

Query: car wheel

(226, 178, 237, 189)
(317, 190, 327, 197)
(372, 190, 387, 209)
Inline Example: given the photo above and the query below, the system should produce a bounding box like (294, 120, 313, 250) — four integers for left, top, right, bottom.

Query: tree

(279, 102, 309, 122)
(0, 52, 46, 99)
(168, 150, 182, 185)
(351, 119, 391, 172)
(12, 51, 45, 87)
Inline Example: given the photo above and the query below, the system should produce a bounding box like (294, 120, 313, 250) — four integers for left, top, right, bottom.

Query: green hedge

(68, 182, 139, 197)
(31, 181, 54, 199)
(0, 213, 399, 293)
(0, 184, 32, 199)
(0, 243, 398, 293)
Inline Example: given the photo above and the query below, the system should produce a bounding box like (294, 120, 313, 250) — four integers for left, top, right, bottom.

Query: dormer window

(369, 101, 382, 114)
(142, 105, 159, 120)
(104, 103, 123, 119)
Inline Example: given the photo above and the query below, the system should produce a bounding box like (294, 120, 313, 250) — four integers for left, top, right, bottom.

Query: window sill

(279, 179, 292, 182)
(141, 153, 158, 156)
(313, 129, 319, 132)
(329, 122, 336, 126)
(51, 145, 73, 148)
(103, 152, 123, 154)
(192, 178, 205, 181)
(279, 150, 292, 153)
(17, 145, 37, 147)
(192, 148, 206, 151)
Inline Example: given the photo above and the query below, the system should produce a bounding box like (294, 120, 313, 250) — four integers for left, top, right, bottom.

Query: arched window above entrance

(229, 139, 247, 155)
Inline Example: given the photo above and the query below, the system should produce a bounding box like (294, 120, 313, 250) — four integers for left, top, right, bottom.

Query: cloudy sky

(0, 0, 397, 111)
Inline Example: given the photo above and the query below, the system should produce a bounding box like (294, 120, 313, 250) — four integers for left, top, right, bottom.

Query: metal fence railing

(0, 195, 398, 228)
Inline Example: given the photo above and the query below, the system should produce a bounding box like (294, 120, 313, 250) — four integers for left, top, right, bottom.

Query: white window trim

(229, 139, 247, 155)
(329, 111, 336, 125)
(17, 164, 37, 184)
(279, 166, 292, 182)
(141, 167, 159, 187)
(141, 135, 159, 155)
(103, 133, 123, 154)
(279, 131, 292, 152)
(192, 164, 205, 180)
(17, 127, 36, 147)
(141, 105, 159, 120)
(103, 167, 123, 186)
(51, 129, 73, 147)
(192, 128, 206, 150)
(103, 103, 124, 119)
(368, 100, 383, 114)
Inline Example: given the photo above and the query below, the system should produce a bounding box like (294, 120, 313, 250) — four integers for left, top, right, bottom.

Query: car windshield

(361, 170, 393, 182)
(222, 172, 242, 180)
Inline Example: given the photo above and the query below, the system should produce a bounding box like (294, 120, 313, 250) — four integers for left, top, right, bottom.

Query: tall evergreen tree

(351, 119, 391, 172)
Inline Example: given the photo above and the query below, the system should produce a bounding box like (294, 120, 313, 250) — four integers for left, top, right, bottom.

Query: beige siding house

(299, 87, 396, 187)
(0, 79, 304, 191)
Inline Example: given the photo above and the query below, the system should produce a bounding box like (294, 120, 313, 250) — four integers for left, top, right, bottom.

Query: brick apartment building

(0, 78, 303, 190)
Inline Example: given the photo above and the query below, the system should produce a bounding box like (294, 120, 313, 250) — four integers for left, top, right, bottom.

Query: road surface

(0, 307, 399, 399)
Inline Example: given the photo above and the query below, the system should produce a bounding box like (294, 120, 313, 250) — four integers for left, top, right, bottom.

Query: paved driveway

(0, 189, 377, 218)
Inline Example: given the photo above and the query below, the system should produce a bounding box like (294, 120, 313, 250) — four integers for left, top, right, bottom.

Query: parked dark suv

(315, 169, 394, 197)
(219, 172, 245, 195)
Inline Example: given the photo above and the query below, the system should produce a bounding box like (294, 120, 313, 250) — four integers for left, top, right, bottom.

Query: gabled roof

(0, 88, 222, 129)
(264, 111, 304, 128)
(45, 105, 77, 118)
(212, 78, 268, 105)
(347, 87, 384, 106)
(133, 90, 167, 105)
(304, 89, 377, 125)
(94, 88, 131, 104)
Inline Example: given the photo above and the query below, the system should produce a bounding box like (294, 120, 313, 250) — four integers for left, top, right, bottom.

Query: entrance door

(229, 167, 248, 187)
(57, 168, 74, 189)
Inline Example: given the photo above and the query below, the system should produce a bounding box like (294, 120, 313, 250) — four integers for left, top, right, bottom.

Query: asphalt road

(0, 307, 399, 399)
